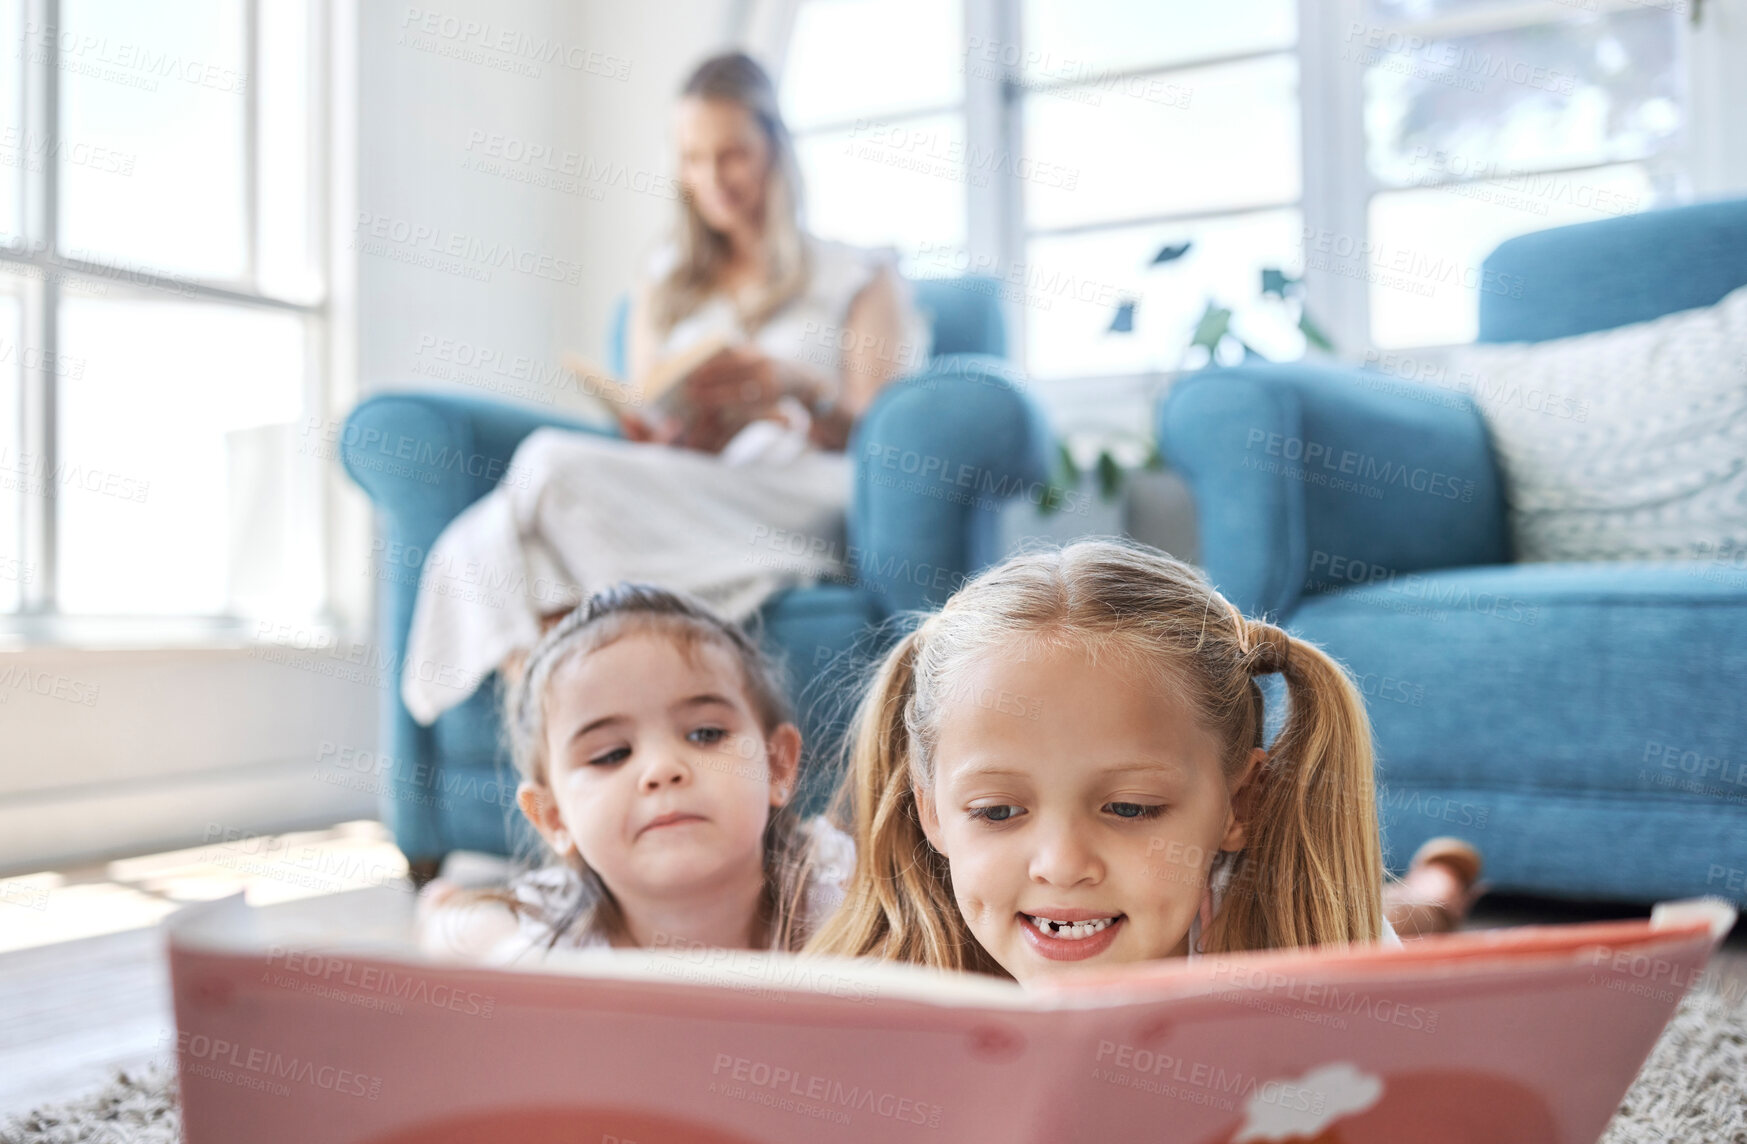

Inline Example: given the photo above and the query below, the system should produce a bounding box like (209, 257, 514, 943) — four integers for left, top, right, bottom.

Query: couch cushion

(1288, 561, 1747, 804)
(1444, 284, 1747, 563)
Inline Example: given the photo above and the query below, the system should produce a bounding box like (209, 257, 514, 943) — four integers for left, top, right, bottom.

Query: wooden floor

(2, 839, 1744, 1119)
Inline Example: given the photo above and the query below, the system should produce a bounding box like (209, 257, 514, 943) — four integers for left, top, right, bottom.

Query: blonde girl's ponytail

(1204, 617, 1385, 953)
(803, 623, 1007, 975)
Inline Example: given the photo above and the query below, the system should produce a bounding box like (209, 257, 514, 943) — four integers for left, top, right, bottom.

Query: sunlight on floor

(0, 820, 408, 954)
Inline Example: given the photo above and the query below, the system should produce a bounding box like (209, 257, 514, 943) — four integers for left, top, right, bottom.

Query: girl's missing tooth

(418, 583, 853, 962)
(805, 538, 1399, 982)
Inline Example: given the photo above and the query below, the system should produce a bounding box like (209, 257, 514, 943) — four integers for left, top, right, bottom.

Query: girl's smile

(914, 637, 1260, 982)
(1019, 910, 1128, 960)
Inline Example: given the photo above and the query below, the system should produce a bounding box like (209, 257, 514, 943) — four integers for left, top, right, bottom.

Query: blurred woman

(400, 52, 929, 726)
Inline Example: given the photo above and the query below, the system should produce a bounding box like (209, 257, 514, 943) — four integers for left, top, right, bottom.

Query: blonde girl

(418, 583, 852, 962)
(805, 539, 1479, 982)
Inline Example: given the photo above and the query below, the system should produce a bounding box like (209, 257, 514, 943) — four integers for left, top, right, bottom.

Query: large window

(781, 0, 969, 262)
(780, 0, 1703, 379)
(1017, 0, 1303, 379)
(1, 0, 329, 625)
(1355, 0, 1686, 347)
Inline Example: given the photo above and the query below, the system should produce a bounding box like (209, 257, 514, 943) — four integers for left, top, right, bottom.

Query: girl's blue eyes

(965, 803, 1165, 823)
(587, 727, 727, 766)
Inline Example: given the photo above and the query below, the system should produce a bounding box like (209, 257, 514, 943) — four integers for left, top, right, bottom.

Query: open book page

(164, 889, 1734, 1144)
(558, 332, 738, 430)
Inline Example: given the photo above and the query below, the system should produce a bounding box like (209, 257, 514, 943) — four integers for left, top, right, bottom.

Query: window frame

(778, 0, 1738, 383)
(0, 0, 335, 640)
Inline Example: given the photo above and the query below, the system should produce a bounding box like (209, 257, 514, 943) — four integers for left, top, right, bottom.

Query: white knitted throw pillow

(1437, 284, 1747, 562)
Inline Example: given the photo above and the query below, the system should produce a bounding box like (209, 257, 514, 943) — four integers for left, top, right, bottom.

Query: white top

(488, 815, 857, 963)
(1186, 849, 1403, 959)
(648, 234, 932, 402)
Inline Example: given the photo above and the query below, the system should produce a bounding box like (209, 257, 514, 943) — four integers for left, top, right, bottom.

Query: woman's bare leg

(1384, 837, 1485, 938)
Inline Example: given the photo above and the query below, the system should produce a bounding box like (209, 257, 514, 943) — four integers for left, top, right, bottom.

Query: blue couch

(341, 277, 1051, 870)
(1158, 198, 1747, 905)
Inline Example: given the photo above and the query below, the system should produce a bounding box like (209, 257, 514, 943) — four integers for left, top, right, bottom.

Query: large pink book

(165, 887, 1735, 1143)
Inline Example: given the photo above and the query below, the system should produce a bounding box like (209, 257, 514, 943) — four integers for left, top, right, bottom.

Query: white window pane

(1026, 208, 1305, 380)
(795, 114, 967, 255)
(1366, 162, 1663, 348)
(57, 300, 308, 616)
(258, 0, 319, 302)
(1019, 0, 1295, 82)
(0, 288, 19, 612)
(1024, 54, 1299, 232)
(58, 0, 248, 280)
(0, 0, 23, 242)
(782, 0, 963, 130)
(1362, 8, 1682, 186)
(1368, 0, 1540, 19)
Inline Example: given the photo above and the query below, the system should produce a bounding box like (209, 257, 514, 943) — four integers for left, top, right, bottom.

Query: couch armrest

(1156, 362, 1510, 620)
(335, 391, 611, 863)
(850, 354, 1053, 615)
(338, 391, 610, 554)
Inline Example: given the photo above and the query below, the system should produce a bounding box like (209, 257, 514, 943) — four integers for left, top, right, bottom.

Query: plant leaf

(1189, 302, 1231, 350)
(1096, 450, 1123, 500)
(1151, 241, 1192, 265)
(1108, 299, 1136, 334)
(1298, 308, 1336, 353)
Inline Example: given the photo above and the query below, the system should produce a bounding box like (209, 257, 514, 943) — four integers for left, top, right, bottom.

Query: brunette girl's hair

(651, 51, 810, 333)
(490, 582, 823, 952)
(803, 538, 1385, 974)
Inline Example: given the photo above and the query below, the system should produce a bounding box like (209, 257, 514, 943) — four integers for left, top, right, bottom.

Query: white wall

(356, 0, 734, 403)
(0, 2, 747, 876)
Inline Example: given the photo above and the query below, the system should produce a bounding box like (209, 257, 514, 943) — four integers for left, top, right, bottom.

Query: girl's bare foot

(1384, 837, 1486, 939)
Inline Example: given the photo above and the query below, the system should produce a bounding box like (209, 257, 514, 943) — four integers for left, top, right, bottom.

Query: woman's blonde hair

(493, 582, 824, 952)
(804, 538, 1385, 974)
(651, 51, 810, 334)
